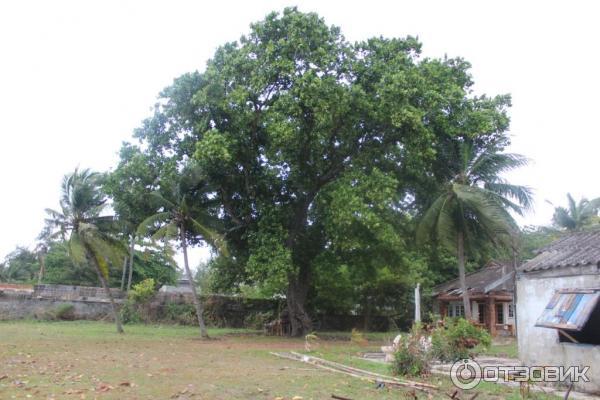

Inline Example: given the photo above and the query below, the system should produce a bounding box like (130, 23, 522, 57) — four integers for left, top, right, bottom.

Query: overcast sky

(1, 0, 598, 267)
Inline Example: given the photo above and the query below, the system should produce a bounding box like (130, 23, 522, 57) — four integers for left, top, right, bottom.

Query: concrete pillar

(414, 283, 421, 323)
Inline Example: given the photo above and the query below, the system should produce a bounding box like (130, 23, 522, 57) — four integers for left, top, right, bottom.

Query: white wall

(516, 265, 600, 394)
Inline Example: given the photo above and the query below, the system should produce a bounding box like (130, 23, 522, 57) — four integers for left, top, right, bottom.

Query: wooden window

(496, 303, 504, 324)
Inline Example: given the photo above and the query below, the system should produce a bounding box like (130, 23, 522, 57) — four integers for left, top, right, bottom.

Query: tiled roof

(433, 260, 514, 296)
(520, 230, 600, 273)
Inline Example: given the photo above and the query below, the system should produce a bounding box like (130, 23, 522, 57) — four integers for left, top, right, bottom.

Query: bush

(120, 301, 143, 324)
(54, 304, 75, 320)
(350, 328, 368, 346)
(119, 279, 157, 324)
(128, 278, 156, 304)
(431, 318, 491, 361)
(243, 311, 273, 330)
(163, 303, 197, 325)
(390, 324, 432, 377)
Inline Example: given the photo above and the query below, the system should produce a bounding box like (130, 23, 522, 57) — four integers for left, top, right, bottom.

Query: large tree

(1, 247, 38, 282)
(130, 8, 516, 335)
(44, 168, 126, 333)
(417, 141, 532, 319)
(104, 143, 164, 291)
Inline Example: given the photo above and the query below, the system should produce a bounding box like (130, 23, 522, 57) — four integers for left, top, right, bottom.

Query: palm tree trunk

(126, 234, 135, 291)
(37, 253, 46, 284)
(180, 226, 209, 338)
(457, 230, 472, 320)
(87, 249, 124, 334)
(120, 256, 127, 291)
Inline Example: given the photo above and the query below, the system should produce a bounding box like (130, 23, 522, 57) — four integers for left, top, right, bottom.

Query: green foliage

(128, 278, 156, 304)
(53, 304, 75, 321)
(103, 143, 162, 234)
(518, 225, 560, 261)
(130, 249, 178, 288)
(417, 142, 532, 254)
(245, 213, 292, 296)
(350, 329, 368, 346)
(121, 278, 159, 324)
(163, 303, 197, 325)
(119, 302, 143, 324)
(431, 318, 491, 361)
(390, 324, 432, 377)
(243, 311, 273, 330)
(551, 193, 600, 231)
(0, 247, 38, 282)
(44, 169, 126, 280)
(122, 8, 520, 333)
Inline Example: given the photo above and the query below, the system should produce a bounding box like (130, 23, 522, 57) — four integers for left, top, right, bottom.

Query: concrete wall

(33, 284, 125, 300)
(0, 296, 116, 320)
(516, 264, 600, 394)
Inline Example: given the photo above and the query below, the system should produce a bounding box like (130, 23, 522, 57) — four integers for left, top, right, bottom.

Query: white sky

(1, 0, 599, 267)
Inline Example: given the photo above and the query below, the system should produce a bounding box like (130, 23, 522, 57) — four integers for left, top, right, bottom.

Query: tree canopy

(128, 8, 519, 335)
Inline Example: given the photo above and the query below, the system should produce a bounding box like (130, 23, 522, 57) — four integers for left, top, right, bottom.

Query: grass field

(0, 321, 557, 399)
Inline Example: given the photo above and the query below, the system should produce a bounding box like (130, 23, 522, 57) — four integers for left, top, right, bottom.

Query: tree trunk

(126, 234, 135, 291)
(457, 230, 472, 320)
(287, 278, 312, 336)
(37, 253, 46, 284)
(87, 248, 124, 333)
(120, 256, 127, 291)
(180, 227, 209, 338)
(285, 198, 315, 337)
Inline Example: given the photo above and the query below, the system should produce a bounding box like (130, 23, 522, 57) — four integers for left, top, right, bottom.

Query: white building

(516, 230, 600, 394)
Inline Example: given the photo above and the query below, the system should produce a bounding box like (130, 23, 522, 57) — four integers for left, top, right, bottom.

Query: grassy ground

(0, 321, 557, 400)
(477, 339, 519, 359)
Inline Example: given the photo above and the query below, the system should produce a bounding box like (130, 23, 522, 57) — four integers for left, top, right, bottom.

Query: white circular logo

(450, 359, 482, 390)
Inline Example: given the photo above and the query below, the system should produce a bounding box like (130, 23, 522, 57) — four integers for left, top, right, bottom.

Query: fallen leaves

(95, 382, 114, 392)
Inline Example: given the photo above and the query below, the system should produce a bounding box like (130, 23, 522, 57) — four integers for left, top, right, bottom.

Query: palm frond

(189, 217, 229, 256)
(416, 192, 458, 251)
(68, 232, 88, 265)
(416, 193, 449, 245)
(483, 182, 534, 214)
(552, 206, 577, 230)
(151, 221, 179, 242)
(453, 184, 517, 245)
(148, 191, 176, 209)
(469, 152, 529, 182)
(137, 212, 172, 237)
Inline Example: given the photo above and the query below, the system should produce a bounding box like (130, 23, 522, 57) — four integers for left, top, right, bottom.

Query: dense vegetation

(2, 8, 599, 335)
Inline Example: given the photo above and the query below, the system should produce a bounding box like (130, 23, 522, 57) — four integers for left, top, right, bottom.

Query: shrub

(390, 324, 432, 377)
(350, 328, 368, 346)
(431, 318, 491, 361)
(163, 303, 197, 325)
(119, 301, 143, 324)
(119, 279, 157, 324)
(54, 304, 75, 320)
(243, 311, 273, 330)
(128, 278, 156, 304)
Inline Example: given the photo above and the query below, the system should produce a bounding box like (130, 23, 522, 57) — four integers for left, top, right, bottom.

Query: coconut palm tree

(417, 141, 533, 319)
(44, 168, 126, 333)
(551, 194, 600, 231)
(138, 166, 225, 338)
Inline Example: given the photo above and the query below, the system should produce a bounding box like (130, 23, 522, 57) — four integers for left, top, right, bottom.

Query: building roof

(520, 230, 600, 273)
(432, 260, 514, 297)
